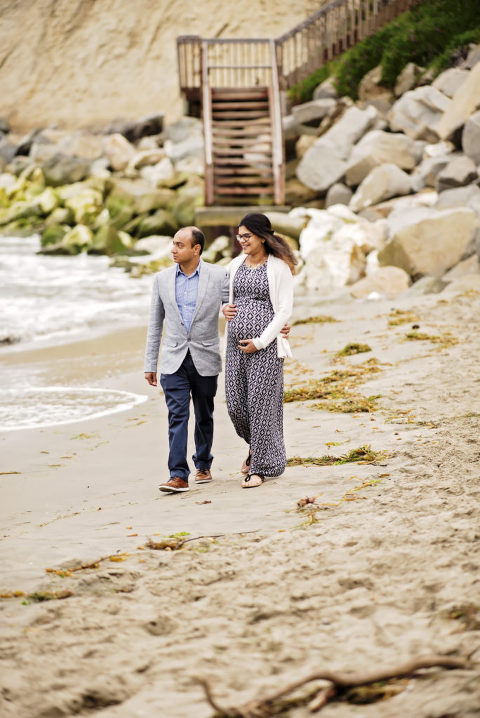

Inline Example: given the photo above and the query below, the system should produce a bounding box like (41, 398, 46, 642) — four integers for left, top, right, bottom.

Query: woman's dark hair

(238, 213, 297, 274)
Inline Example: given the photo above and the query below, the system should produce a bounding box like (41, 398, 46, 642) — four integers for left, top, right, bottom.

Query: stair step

(212, 118, 271, 127)
(213, 137, 272, 147)
(212, 128, 272, 138)
(212, 88, 268, 99)
(212, 111, 270, 120)
(213, 158, 273, 166)
(214, 176, 273, 186)
(214, 186, 274, 195)
(212, 101, 269, 110)
(213, 150, 273, 159)
(214, 167, 274, 176)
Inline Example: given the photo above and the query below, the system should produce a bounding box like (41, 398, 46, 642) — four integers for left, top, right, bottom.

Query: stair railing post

(201, 41, 214, 206)
(269, 39, 285, 205)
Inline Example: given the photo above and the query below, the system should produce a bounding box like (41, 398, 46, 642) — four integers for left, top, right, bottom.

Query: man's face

(171, 230, 200, 264)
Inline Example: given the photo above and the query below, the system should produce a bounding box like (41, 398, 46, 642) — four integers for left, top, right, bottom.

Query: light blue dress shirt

(175, 261, 200, 333)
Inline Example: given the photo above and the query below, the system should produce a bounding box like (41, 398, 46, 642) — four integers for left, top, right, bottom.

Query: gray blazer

(144, 260, 229, 376)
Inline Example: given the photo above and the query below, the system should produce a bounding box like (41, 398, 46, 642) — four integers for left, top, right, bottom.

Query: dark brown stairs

(206, 87, 278, 206)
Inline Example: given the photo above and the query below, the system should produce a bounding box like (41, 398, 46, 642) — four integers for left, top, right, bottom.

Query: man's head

(171, 226, 205, 265)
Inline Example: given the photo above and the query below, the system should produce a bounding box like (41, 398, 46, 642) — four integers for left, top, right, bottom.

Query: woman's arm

(252, 262, 293, 350)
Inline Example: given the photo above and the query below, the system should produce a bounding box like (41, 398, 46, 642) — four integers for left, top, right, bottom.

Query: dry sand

(1, 283, 480, 717)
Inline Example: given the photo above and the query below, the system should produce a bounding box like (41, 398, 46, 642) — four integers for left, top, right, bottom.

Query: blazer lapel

(168, 266, 184, 325)
(190, 260, 210, 325)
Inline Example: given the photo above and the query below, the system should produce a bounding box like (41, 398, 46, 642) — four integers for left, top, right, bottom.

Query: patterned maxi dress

(225, 260, 286, 477)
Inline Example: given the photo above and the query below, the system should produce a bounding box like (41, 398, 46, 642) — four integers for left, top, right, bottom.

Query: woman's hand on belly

(238, 339, 258, 354)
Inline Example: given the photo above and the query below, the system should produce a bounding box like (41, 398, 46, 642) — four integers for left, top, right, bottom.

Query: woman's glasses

(236, 233, 252, 242)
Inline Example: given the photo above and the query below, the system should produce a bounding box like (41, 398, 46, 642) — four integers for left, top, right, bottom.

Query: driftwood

(196, 654, 466, 717)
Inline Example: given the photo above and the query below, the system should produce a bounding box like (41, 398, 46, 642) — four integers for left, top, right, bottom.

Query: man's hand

(145, 372, 157, 386)
(280, 323, 291, 338)
(222, 303, 237, 321)
(238, 339, 258, 354)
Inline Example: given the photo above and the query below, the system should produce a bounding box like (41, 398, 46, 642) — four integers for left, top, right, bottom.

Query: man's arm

(144, 275, 165, 385)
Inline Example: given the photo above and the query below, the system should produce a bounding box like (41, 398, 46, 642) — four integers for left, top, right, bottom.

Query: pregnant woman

(223, 213, 296, 488)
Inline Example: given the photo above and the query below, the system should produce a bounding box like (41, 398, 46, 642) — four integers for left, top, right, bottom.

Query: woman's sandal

(241, 450, 252, 474)
(242, 473, 265, 489)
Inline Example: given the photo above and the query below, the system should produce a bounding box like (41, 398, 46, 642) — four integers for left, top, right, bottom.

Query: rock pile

(282, 45, 480, 298)
(0, 114, 204, 266)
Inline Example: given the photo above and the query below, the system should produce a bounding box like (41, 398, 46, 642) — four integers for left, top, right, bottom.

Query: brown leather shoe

(159, 477, 189, 493)
(195, 468, 212, 483)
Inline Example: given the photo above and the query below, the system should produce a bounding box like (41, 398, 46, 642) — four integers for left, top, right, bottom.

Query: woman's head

(237, 213, 297, 274)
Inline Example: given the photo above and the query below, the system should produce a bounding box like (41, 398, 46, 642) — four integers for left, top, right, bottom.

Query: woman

(223, 213, 297, 488)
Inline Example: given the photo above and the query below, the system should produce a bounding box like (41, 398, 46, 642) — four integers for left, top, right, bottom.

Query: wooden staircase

(207, 87, 278, 205)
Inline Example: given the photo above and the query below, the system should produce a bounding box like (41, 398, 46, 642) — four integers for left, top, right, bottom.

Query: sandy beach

(1, 282, 479, 717)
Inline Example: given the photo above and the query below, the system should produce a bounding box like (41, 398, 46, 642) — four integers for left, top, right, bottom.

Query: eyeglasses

(236, 233, 252, 242)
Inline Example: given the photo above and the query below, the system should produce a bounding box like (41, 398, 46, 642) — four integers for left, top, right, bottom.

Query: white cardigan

(227, 253, 293, 358)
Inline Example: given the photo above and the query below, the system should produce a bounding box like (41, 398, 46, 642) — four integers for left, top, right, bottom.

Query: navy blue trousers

(160, 352, 217, 481)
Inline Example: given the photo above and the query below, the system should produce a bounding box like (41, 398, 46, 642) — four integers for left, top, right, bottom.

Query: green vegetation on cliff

(290, 0, 480, 103)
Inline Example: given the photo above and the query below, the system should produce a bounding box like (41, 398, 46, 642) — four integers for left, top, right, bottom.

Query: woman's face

(236, 225, 265, 255)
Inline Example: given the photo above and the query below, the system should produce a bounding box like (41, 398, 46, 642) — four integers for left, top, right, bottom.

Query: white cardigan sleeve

(252, 260, 293, 351)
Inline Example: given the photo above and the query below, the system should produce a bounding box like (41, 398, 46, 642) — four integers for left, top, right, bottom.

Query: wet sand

(1, 284, 479, 717)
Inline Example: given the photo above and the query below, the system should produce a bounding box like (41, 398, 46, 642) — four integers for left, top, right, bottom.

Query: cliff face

(0, 0, 319, 131)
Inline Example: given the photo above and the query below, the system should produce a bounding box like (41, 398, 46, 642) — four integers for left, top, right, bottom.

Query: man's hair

(191, 228, 205, 254)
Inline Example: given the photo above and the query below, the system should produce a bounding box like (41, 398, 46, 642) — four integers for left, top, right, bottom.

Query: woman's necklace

(245, 255, 267, 270)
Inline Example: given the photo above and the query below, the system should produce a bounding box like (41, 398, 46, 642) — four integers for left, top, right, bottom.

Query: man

(144, 226, 228, 493)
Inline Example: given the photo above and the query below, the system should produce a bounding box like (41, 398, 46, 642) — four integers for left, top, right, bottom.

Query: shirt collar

(176, 259, 202, 278)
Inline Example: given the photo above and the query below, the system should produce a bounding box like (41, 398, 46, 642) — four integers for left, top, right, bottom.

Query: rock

(296, 105, 377, 192)
(358, 65, 392, 102)
(0, 198, 43, 226)
(437, 62, 480, 140)
(165, 117, 202, 144)
(127, 149, 166, 171)
(42, 153, 90, 186)
(135, 235, 172, 254)
(388, 86, 451, 141)
(436, 184, 480, 218)
(108, 178, 176, 214)
(378, 207, 478, 277)
(136, 135, 162, 150)
(407, 276, 449, 294)
(423, 140, 456, 159)
(264, 211, 306, 240)
(292, 98, 337, 126)
(35, 187, 58, 214)
(432, 68, 469, 99)
(462, 44, 480, 70)
(15, 129, 42, 156)
(435, 156, 477, 192)
(295, 134, 317, 159)
(345, 130, 422, 186)
(91, 224, 132, 254)
(313, 77, 338, 100)
(64, 187, 103, 224)
(103, 133, 136, 171)
(202, 235, 231, 263)
(410, 152, 460, 192)
(350, 266, 410, 298)
(57, 132, 104, 160)
(0, 172, 15, 191)
(462, 110, 480, 164)
(169, 181, 203, 226)
(174, 155, 204, 176)
(359, 98, 392, 118)
(0, 137, 18, 163)
(137, 209, 177, 237)
(0, 118, 9, 133)
(325, 182, 352, 208)
(140, 157, 176, 186)
(44, 206, 75, 227)
(283, 115, 302, 141)
(284, 177, 317, 205)
(349, 164, 411, 212)
(6, 156, 32, 175)
(164, 134, 204, 162)
(394, 63, 425, 97)
(443, 254, 480, 281)
(61, 224, 93, 254)
(107, 114, 164, 143)
(41, 223, 68, 247)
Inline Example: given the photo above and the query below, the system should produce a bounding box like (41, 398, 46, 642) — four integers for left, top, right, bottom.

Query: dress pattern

(225, 261, 286, 477)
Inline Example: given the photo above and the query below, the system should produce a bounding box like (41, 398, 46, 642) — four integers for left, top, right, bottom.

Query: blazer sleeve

(144, 274, 165, 372)
(252, 262, 293, 350)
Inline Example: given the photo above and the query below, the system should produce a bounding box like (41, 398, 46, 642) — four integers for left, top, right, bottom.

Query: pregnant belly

(228, 302, 274, 341)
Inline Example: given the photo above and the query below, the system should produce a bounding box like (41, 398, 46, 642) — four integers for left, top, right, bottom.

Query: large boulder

(264, 210, 306, 240)
(432, 68, 469, 98)
(350, 266, 410, 298)
(462, 110, 480, 164)
(103, 133, 136, 171)
(108, 178, 176, 214)
(106, 114, 164, 143)
(284, 177, 317, 205)
(165, 116, 201, 143)
(435, 156, 477, 192)
(388, 86, 451, 141)
(313, 77, 338, 100)
(358, 65, 392, 102)
(378, 206, 478, 277)
(292, 98, 337, 126)
(410, 149, 459, 192)
(164, 134, 204, 162)
(57, 132, 104, 160)
(127, 149, 166, 171)
(63, 187, 103, 224)
(296, 105, 377, 192)
(137, 210, 177, 237)
(437, 62, 480, 140)
(349, 164, 411, 212)
(443, 254, 480, 281)
(394, 63, 425, 97)
(140, 157, 176, 187)
(42, 153, 91, 186)
(345, 130, 422, 186)
(436, 184, 480, 218)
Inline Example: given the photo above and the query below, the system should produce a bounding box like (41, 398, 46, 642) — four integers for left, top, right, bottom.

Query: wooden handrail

(177, 0, 420, 97)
